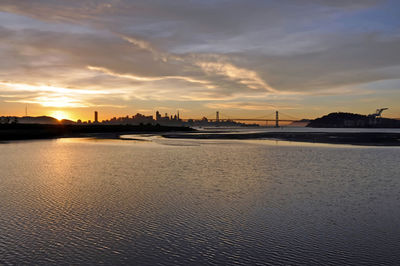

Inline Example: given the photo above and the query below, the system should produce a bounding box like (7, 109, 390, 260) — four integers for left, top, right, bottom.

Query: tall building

(156, 111, 161, 121)
(94, 111, 98, 123)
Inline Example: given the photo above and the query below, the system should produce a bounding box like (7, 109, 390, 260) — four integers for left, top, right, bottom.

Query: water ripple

(0, 139, 399, 265)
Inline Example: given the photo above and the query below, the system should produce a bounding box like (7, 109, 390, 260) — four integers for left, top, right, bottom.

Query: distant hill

(18, 116, 59, 124)
(307, 112, 400, 128)
(59, 119, 76, 125)
(18, 116, 75, 125)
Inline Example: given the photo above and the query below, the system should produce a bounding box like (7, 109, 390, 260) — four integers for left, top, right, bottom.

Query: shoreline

(1, 124, 400, 146)
(161, 131, 400, 146)
(0, 124, 193, 141)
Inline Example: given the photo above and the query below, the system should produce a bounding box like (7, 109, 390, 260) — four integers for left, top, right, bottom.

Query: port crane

(368, 108, 388, 118)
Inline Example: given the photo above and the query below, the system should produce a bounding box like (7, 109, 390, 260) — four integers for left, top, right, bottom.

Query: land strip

(162, 132, 400, 146)
(0, 124, 192, 141)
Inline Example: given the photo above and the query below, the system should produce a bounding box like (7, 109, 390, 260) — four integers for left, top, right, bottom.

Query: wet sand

(162, 131, 400, 146)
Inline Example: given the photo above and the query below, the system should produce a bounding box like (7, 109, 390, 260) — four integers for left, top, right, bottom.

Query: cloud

(8, 96, 89, 108)
(195, 61, 276, 92)
(252, 33, 400, 92)
(0, 81, 112, 95)
(121, 35, 168, 61)
(0, 81, 125, 108)
(0, 0, 399, 117)
(297, 0, 382, 8)
(205, 102, 296, 111)
(87, 65, 212, 86)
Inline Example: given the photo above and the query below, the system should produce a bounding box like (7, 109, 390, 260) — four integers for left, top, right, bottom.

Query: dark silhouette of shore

(2, 123, 399, 146)
(162, 131, 400, 146)
(0, 124, 193, 141)
(308, 112, 400, 128)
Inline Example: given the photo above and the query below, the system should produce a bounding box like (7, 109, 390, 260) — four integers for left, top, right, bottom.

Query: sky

(0, 0, 399, 121)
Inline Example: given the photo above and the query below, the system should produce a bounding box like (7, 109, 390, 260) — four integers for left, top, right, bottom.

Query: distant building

(85, 109, 255, 127)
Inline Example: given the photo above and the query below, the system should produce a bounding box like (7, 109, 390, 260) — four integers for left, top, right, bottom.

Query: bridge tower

(275, 111, 279, 128)
(216, 111, 220, 122)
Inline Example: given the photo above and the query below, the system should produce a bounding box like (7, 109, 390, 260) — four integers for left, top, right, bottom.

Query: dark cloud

(0, 0, 399, 111)
(296, 0, 382, 8)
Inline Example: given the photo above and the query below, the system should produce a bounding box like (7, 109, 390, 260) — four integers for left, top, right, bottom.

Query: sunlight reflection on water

(1, 137, 399, 265)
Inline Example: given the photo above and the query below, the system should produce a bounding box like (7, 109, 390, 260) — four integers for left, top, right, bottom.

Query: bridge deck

(205, 118, 297, 122)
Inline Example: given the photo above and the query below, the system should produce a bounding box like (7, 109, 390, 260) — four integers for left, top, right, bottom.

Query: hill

(307, 112, 400, 128)
(18, 116, 61, 124)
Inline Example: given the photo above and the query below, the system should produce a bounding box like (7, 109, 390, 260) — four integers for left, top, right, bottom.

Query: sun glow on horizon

(50, 111, 71, 121)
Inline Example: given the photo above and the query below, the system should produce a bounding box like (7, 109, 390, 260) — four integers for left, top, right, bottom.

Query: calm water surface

(1, 136, 400, 265)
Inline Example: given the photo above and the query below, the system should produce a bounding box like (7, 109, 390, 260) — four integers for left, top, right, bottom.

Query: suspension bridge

(182, 111, 305, 127)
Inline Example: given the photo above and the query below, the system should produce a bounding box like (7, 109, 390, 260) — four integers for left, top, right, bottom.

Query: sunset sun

(50, 111, 70, 121)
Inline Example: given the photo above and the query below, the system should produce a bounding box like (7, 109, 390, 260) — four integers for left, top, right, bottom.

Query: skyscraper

(156, 111, 161, 121)
(94, 111, 98, 123)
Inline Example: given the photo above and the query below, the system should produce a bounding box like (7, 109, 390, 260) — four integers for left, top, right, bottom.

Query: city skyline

(1, 1, 400, 121)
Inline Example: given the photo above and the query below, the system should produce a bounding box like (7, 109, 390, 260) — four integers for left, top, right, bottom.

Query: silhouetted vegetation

(307, 112, 400, 128)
